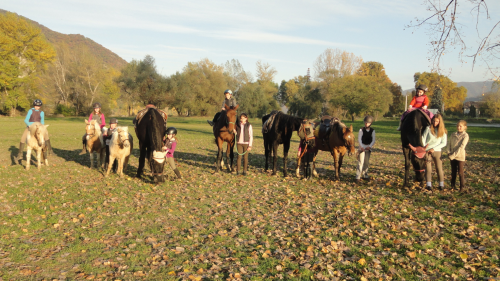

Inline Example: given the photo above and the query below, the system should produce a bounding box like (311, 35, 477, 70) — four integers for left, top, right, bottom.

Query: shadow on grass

(8, 145, 17, 166)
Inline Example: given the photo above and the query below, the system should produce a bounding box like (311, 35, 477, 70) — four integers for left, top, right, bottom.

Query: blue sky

(4, 0, 499, 90)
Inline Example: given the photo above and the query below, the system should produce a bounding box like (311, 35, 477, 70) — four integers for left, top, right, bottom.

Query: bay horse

(135, 108, 167, 183)
(213, 105, 239, 173)
(25, 122, 50, 171)
(262, 111, 303, 176)
(84, 119, 105, 169)
(296, 122, 355, 180)
(106, 126, 134, 177)
(401, 109, 431, 187)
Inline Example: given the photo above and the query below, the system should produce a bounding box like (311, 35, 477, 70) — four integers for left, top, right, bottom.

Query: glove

(408, 105, 413, 110)
(423, 105, 428, 110)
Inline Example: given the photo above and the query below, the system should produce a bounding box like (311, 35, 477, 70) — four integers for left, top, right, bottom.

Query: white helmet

(224, 89, 233, 95)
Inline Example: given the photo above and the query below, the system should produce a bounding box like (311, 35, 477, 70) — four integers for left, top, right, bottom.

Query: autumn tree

(429, 86, 444, 113)
(414, 72, 467, 112)
(388, 83, 405, 116)
(0, 12, 55, 115)
(224, 59, 252, 92)
(481, 81, 500, 117)
(313, 48, 363, 81)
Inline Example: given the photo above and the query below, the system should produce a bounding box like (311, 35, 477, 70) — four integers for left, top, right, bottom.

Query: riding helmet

(93, 102, 102, 108)
(33, 99, 43, 106)
(224, 89, 233, 95)
(166, 127, 177, 135)
(416, 85, 428, 92)
(364, 115, 374, 123)
(110, 118, 118, 124)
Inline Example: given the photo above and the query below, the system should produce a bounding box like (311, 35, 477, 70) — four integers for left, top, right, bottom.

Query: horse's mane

(29, 122, 42, 135)
(331, 122, 344, 140)
(275, 112, 303, 132)
(402, 109, 430, 147)
(147, 108, 165, 151)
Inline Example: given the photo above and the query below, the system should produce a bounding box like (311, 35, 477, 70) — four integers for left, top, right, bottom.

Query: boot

(306, 166, 312, 180)
(173, 168, 182, 179)
(79, 139, 87, 155)
(207, 120, 214, 126)
(396, 120, 402, 131)
(45, 139, 53, 156)
(13, 142, 24, 165)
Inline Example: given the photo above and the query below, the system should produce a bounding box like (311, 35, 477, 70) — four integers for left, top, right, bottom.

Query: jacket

(447, 131, 469, 161)
(422, 126, 447, 152)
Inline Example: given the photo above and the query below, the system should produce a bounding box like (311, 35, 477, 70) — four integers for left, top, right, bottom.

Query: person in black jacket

(356, 115, 376, 183)
(207, 89, 237, 126)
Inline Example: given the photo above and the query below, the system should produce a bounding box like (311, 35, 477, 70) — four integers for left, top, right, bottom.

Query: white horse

(84, 119, 105, 169)
(106, 126, 133, 177)
(26, 122, 50, 171)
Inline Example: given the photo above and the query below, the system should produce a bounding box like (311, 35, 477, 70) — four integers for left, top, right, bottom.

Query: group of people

(14, 85, 470, 189)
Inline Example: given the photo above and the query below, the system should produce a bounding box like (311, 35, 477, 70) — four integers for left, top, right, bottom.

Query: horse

(262, 111, 303, 176)
(296, 121, 355, 180)
(25, 122, 50, 171)
(84, 119, 105, 169)
(401, 109, 431, 187)
(213, 105, 239, 173)
(135, 108, 167, 183)
(105, 126, 134, 177)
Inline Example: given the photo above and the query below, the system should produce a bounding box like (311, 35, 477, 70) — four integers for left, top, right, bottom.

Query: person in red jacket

(397, 85, 433, 130)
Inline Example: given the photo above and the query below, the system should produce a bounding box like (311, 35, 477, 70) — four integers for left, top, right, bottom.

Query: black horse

(262, 111, 303, 176)
(401, 109, 431, 187)
(135, 108, 167, 183)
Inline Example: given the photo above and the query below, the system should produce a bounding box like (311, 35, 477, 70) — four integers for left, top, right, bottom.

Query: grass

(0, 115, 499, 280)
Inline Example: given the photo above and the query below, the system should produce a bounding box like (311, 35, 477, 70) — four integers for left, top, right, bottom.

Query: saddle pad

(135, 108, 168, 125)
(262, 111, 279, 134)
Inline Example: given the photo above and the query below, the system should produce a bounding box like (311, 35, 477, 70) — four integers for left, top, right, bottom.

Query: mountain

(403, 80, 494, 101)
(0, 9, 127, 70)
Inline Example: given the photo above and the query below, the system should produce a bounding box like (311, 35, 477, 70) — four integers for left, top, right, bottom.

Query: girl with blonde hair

(422, 113, 447, 190)
(447, 120, 469, 191)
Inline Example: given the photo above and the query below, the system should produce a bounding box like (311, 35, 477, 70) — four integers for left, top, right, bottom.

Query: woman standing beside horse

(80, 102, 106, 155)
(422, 113, 447, 190)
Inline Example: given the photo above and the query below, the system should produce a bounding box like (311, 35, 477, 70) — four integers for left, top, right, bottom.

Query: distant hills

(403, 80, 494, 102)
(0, 9, 127, 70)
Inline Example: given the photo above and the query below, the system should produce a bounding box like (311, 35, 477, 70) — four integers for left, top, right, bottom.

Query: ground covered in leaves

(0, 116, 499, 280)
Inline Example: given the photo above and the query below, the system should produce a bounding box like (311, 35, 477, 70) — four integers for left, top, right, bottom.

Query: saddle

(134, 107, 168, 127)
(317, 116, 345, 143)
(262, 110, 279, 134)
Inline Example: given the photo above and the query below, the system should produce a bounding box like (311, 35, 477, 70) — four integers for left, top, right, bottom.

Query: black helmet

(33, 99, 43, 106)
(93, 102, 102, 108)
(110, 118, 118, 124)
(224, 89, 233, 95)
(416, 85, 428, 92)
(364, 115, 374, 123)
(166, 127, 177, 135)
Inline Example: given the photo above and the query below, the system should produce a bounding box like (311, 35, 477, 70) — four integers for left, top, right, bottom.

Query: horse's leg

(105, 155, 115, 177)
(137, 145, 146, 178)
(264, 138, 269, 172)
(26, 147, 31, 170)
(403, 147, 411, 187)
(89, 151, 94, 169)
(215, 139, 222, 173)
(283, 140, 290, 177)
(338, 152, 345, 181)
(272, 142, 278, 175)
(123, 155, 130, 174)
(36, 148, 42, 171)
(312, 154, 318, 177)
(296, 157, 302, 178)
(333, 150, 340, 181)
(228, 141, 234, 173)
(118, 157, 124, 177)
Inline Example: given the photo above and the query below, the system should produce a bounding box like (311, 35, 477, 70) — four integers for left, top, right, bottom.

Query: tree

(0, 12, 55, 115)
(388, 83, 405, 116)
(481, 81, 500, 117)
(357, 61, 391, 83)
(329, 75, 392, 121)
(414, 72, 467, 112)
(408, 0, 499, 77)
(224, 59, 252, 92)
(429, 86, 444, 113)
(313, 48, 363, 80)
(469, 104, 477, 117)
(255, 61, 277, 83)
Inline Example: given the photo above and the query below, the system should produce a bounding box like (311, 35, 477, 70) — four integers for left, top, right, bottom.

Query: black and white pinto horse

(135, 108, 167, 183)
(262, 111, 303, 176)
(401, 109, 431, 187)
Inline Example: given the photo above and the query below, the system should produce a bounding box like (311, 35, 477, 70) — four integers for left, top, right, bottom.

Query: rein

(298, 124, 314, 160)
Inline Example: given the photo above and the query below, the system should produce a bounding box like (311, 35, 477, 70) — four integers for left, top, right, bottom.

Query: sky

(3, 0, 500, 91)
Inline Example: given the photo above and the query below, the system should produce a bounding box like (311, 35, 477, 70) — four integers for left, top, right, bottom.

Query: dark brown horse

(296, 122, 355, 180)
(401, 109, 430, 187)
(135, 108, 167, 183)
(213, 105, 239, 173)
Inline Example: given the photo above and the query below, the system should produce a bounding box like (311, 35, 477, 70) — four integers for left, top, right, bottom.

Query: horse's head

(85, 119, 100, 136)
(409, 143, 428, 181)
(342, 125, 356, 155)
(224, 104, 239, 133)
(116, 127, 130, 148)
(298, 121, 315, 146)
(29, 123, 49, 147)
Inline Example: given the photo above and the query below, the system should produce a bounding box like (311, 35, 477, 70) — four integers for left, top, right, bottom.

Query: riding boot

(79, 139, 87, 155)
(45, 139, 53, 156)
(13, 142, 24, 165)
(173, 168, 182, 179)
(207, 120, 214, 126)
(306, 165, 312, 180)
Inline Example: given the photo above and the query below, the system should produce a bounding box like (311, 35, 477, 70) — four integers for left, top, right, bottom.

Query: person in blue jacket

(13, 99, 53, 164)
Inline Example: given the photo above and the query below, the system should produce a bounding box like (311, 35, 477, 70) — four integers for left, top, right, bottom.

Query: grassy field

(0, 116, 499, 280)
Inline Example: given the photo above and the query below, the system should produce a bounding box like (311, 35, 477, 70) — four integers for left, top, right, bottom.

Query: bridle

(117, 130, 130, 147)
(86, 124, 97, 137)
(299, 123, 315, 159)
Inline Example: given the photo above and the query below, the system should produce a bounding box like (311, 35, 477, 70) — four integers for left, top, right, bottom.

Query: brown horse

(84, 119, 105, 169)
(213, 104, 239, 173)
(296, 122, 355, 180)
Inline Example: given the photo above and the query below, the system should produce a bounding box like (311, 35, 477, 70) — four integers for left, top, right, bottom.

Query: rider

(397, 84, 432, 131)
(162, 127, 182, 180)
(103, 118, 118, 171)
(13, 99, 53, 164)
(80, 102, 106, 155)
(356, 115, 376, 183)
(207, 89, 237, 126)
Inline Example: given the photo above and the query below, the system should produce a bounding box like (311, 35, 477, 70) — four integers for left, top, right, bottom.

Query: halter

(117, 130, 130, 146)
(299, 123, 315, 159)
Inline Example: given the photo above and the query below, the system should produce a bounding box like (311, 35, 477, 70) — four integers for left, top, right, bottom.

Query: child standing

(162, 127, 181, 179)
(422, 113, 448, 190)
(397, 85, 433, 130)
(447, 120, 469, 191)
(80, 102, 106, 155)
(235, 113, 253, 175)
(356, 115, 376, 183)
(207, 89, 237, 126)
(13, 99, 53, 164)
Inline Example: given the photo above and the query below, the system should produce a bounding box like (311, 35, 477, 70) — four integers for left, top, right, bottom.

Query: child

(13, 99, 53, 164)
(297, 121, 317, 180)
(356, 115, 376, 183)
(103, 118, 118, 171)
(207, 89, 237, 126)
(447, 120, 469, 191)
(422, 113, 448, 190)
(235, 113, 253, 175)
(397, 85, 433, 130)
(162, 127, 181, 179)
(80, 102, 106, 155)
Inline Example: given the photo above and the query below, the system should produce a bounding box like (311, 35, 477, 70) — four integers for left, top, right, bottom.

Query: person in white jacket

(422, 113, 448, 190)
(356, 116, 375, 183)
